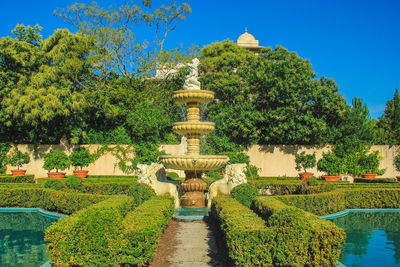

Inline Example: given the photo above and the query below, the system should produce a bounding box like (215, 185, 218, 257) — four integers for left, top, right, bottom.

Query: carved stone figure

(207, 163, 247, 208)
(137, 163, 181, 208)
(183, 58, 201, 90)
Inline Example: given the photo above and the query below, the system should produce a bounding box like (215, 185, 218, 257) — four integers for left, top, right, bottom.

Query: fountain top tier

(159, 58, 229, 172)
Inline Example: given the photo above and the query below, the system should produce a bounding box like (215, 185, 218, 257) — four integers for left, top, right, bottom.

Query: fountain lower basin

(159, 155, 229, 171)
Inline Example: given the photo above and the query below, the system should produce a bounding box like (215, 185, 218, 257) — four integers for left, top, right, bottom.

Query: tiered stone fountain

(159, 58, 229, 208)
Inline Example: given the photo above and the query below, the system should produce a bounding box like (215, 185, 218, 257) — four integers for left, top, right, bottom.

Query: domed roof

(237, 28, 259, 47)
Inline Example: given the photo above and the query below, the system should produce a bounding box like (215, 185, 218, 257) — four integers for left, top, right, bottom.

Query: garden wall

(6, 143, 398, 178)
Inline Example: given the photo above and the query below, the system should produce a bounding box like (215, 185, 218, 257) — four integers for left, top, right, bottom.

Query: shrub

(44, 179, 65, 191)
(81, 183, 132, 195)
(358, 151, 385, 175)
(43, 150, 70, 172)
(395, 154, 400, 172)
(295, 151, 316, 173)
(230, 183, 258, 207)
(65, 176, 83, 190)
(69, 147, 93, 170)
(317, 152, 344, 175)
(7, 150, 30, 170)
(127, 183, 156, 206)
(166, 172, 180, 180)
(119, 196, 174, 266)
(45, 197, 137, 266)
(0, 175, 35, 183)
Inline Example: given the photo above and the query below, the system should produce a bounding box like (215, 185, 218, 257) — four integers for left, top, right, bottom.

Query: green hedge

(252, 197, 345, 266)
(211, 196, 345, 266)
(354, 178, 397, 183)
(0, 188, 109, 214)
(45, 196, 174, 266)
(276, 189, 400, 216)
(81, 182, 132, 195)
(0, 175, 35, 183)
(119, 196, 174, 266)
(250, 180, 335, 196)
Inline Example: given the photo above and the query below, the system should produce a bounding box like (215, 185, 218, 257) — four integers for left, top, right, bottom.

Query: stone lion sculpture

(137, 163, 181, 208)
(207, 163, 247, 208)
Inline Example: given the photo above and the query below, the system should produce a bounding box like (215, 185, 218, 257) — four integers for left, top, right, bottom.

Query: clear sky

(1, 0, 399, 118)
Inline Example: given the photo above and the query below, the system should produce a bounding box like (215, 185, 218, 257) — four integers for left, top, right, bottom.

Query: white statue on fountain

(183, 58, 201, 90)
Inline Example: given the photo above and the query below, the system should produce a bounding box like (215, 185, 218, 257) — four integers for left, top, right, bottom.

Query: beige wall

(6, 144, 400, 178)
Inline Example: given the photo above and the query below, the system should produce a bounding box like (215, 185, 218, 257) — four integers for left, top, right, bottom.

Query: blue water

(174, 208, 209, 220)
(0, 209, 62, 266)
(327, 211, 400, 266)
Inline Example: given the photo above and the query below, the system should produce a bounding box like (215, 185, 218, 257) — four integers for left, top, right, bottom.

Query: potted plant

(69, 147, 93, 178)
(7, 150, 30, 176)
(317, 152, 343, 181)
(395, 154, 400, 181)
(359, 151, 385, 179)
(295, 151, 316, 179)
(43, 150, 70, 178)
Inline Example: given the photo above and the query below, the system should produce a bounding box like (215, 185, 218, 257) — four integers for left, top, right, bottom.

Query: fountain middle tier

(159, 154, 229, 171)
(173, 121, 215, 136)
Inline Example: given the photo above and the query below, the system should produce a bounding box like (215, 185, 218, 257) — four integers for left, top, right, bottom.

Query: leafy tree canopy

(377, 88, 400, 144)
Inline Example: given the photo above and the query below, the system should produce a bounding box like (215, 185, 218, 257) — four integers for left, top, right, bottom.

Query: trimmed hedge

(119, 196, 174, 266)
(250, 180, 335, 196)
(252, 197, 345, 266)
(45, 196, 174, 266)
(354, 178, 397, 183)
(211, 196, 345, 266)
(81, 182, 132, 195)
(0, 188, 109, 214)
(0, 175, 35, 183)
(276, 189, 400, 216)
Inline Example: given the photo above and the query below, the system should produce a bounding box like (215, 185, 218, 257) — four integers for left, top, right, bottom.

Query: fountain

(159, 58, 229, 208)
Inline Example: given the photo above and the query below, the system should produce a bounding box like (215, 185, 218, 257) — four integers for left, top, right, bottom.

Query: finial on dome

(245, 27, 247, 33)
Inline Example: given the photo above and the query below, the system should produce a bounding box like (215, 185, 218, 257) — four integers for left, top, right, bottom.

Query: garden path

(151, 218, 231, 267)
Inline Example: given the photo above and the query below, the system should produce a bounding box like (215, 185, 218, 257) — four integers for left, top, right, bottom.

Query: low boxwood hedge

(250, 180, 335, 196)
(276, 188, 400, 216)
(0, 175, 35, 183)
(252, 197, 345, 266)
(45, 196, 174, 266)
(0, 188, 109, 214)
(119, 196, 174, 266)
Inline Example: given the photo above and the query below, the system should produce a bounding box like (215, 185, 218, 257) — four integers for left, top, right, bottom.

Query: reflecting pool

(0, 209, 63, 266)
(326, 210, 400, 267)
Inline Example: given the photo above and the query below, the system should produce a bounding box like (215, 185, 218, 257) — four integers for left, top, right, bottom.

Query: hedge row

(0, 175, 35, 183)
(0, 188, 109, 214)
(211, 196, 345, 266)
(45, 196, 174, 266)
(250, 180, 335, 196)
(276, 189, 400, 216)
(81, 182, 132, 195)
(252, 197, 345, 266)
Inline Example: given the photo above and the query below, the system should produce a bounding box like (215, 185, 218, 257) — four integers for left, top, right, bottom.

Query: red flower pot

(73, 170, 88, 178)
(298, 172, 313, 180)
(361, 173, 376, 179)
(47, 172, 66, 179)
(11, 170, 26, 176)
(322, 175, 340, 182)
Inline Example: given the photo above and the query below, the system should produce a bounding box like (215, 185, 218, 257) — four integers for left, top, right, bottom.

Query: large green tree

(200, 40, 347, 150)
(377, 88, 400, 144)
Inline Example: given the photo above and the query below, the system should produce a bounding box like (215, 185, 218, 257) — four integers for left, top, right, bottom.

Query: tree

(200, 40, 347, 148)
(55, 0, 191, 83)
(377, 88, 400, 144)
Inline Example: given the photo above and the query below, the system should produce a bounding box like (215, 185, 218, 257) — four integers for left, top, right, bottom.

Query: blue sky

(1, 0, 399, 118)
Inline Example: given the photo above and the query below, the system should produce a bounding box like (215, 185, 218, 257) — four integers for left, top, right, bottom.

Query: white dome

(237, 28, 259, 47)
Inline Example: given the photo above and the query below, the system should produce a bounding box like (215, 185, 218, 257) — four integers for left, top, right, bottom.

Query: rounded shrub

(65, 176, 83, 191)
(127, 183, 156, 206)
(43, 179, 65, 191)
(166, 172, 180, 180)
(230, 183, 259, 208)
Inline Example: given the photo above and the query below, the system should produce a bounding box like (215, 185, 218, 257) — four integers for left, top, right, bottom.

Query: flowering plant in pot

(317, 152, 343, 181)
(7, 150, 30, 176)
(359, 151, 385, 179)
(43, 150, 70, 178)
(295, 151, 316, 179)
(69, 147, 93, 178)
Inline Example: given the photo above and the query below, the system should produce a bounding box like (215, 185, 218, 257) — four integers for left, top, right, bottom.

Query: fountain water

(159, 58, 229, 208)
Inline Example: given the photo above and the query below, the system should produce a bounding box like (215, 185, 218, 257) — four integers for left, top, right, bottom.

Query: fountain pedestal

(180, 172, 207, 207)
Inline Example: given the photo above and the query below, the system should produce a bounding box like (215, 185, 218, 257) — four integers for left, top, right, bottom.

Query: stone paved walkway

(151, 218, 230, 267)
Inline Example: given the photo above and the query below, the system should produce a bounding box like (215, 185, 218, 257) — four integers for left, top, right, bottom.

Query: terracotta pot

(396, 176, 400, 181)
(298, 172, 313, 179)
(361, 173, 376, 179)
(219, 172, 224, 177)
(322, 175, 340, 182)
(47, 172, 66, 179)
(73, 170, 88, 178)
(11, 170, 26, 176)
